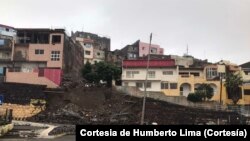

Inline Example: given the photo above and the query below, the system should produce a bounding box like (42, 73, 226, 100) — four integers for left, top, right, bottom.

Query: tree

(81, 61, 122, 87)
(195, 84, 214, 101)
(95, 62, 121, 87)
(187, 84, 214, 102)
(81, 61, 92, 77)
(224, 73, 243, 105)
(81, 61, 100, 83)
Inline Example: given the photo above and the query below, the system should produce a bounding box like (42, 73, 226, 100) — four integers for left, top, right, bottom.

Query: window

(163, 71, 173, 75)
(97, 52, 100, 56)
(0, 39, 4, 46)
(142, 47, 145, 50)
(52, 35, 61, 44)
(244, 89, 250, 95)
(136, 82, 143, 88)
(35, 49, 44, 55)
(191, 72, 200, 77)
(5, 28, 9, 32)
(146, 82, 151, 88)
(170, 83, 177, 89)
(126, 71, 139, 78)
(161, 82, 168, 89)
(206, 68, 217, 79)
(85, 51, 91, 55)
(128, 53, 136, 58)
(150, 48, 157, 54)
(148, 71, 155, 78)
(51, 51, 60, 61)
(84, 43, 92, 48)
(179, 72, 189, 77)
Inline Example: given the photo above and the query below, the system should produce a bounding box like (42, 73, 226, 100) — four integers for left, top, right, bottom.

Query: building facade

(122, 59, 176, 92)
(72, 31, 110, 64)
(118, 40, 164, 60)
(0, 24, 16, 82)
(122, 59, 250, 105)
(0, 26, 84, 88)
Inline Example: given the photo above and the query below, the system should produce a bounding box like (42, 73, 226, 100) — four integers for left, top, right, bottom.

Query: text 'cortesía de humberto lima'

(80, 129, 247, 138)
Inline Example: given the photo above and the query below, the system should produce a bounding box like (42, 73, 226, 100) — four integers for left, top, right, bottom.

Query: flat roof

(123, 59, 175, 68)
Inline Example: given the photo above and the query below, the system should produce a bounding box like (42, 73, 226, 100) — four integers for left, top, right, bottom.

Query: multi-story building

(72, 31, 110, 64)
(0, 27, 84, 88)
(240, 62, 250, 82)
(0, 24, 16, 82)
(122, 59, 250, 105)
(118, 40, 164, 60)
(122, 59, 176, 92)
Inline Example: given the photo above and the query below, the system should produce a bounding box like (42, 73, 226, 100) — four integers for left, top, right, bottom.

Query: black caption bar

(76, 125, 250, 140)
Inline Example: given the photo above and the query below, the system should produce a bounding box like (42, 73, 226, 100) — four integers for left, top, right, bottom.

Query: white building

(122, 59, 177, 92)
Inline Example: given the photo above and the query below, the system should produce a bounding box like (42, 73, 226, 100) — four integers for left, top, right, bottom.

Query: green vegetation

(224, 73, 243, 105)
(81, 61, 122, 87)
(187, 84, 214, 102)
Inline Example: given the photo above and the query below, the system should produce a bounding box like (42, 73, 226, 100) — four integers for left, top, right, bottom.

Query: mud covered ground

(27, 87, 242, 125)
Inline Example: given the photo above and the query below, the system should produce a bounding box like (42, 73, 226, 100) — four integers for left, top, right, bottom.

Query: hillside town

(0, 22, 250, 139)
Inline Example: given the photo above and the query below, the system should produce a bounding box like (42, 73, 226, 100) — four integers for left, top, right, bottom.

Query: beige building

(122, 59, 250, 105)
(72, 31, 110, 64)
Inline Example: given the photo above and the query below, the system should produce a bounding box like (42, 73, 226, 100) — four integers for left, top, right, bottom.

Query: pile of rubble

(26, 87, 243, 125)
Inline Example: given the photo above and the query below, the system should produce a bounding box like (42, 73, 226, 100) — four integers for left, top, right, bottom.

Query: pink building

(3, 28, 84, 88)
(118, 40, 164, 61)
(139, 41, 164, 57)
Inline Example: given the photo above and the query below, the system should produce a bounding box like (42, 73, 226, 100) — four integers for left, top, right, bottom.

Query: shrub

(187, 93, 203, 102)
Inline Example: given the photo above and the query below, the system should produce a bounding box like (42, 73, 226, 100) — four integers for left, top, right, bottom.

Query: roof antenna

(186, 44, 189, 55)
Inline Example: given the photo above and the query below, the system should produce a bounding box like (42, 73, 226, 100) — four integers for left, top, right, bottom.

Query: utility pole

(219, 73, 222, 104)
(140, 33, 152, 125)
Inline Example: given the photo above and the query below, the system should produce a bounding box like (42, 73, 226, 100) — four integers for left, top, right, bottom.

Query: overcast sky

(1, 0, 250, 64)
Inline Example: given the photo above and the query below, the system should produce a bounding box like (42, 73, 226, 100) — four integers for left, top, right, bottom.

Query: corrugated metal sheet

(123, 59, 175, 68)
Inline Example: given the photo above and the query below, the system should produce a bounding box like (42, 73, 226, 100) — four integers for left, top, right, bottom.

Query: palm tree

(224, 73, 243, 105)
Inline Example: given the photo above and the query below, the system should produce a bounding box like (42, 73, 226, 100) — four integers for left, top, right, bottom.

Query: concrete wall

(6, 71, 58, 88)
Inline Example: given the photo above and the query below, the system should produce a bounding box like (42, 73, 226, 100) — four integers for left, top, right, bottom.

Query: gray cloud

(1, 0, 250, 64)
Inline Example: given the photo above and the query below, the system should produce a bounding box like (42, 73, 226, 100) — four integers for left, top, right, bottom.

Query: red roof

(123, 59, 175, 68)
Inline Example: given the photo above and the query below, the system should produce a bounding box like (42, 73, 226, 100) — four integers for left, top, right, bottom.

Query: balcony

(178, 75, 205, 84)
(0, 46, 12, 51)
(0, 58, 11, 62)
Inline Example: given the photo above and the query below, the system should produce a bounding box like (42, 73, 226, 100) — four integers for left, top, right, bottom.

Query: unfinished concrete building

(0, 24, 16, 82)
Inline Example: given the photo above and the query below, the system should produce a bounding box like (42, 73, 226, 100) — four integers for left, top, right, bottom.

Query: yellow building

(122, 59, 250, 105)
